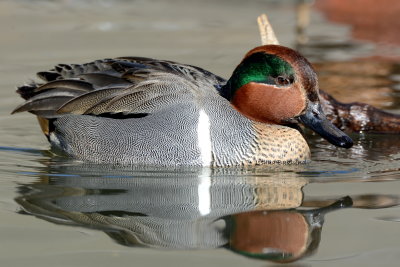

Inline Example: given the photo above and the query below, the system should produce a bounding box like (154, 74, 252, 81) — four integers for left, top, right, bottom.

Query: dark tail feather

(16, 84, 39, 100)
(37, 71, 62, 82)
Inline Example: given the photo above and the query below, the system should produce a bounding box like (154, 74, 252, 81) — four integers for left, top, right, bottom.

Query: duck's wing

(12, 57, 226, 118)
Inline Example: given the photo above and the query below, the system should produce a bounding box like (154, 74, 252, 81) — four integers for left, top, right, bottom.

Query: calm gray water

(1, 1, 400, 266)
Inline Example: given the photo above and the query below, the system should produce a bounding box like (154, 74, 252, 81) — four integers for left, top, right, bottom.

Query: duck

(12, 45, 353, 166)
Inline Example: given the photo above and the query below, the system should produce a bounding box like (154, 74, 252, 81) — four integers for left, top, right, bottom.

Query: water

(1, 0, 400, 266)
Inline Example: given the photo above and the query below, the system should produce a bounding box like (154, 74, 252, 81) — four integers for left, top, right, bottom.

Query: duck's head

(222, 45, 353, 148)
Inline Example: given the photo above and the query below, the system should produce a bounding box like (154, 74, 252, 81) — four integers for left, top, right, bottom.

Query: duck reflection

(227, 196, 352, 262)
(15, 165, 358, 263)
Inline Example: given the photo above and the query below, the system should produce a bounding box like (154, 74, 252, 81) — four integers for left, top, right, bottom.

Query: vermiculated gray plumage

(13, 57, 261, 166)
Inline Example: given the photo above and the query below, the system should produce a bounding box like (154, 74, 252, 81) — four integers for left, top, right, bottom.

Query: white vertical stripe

(197, 109, 212, 166)
(198, 168, 211, 215)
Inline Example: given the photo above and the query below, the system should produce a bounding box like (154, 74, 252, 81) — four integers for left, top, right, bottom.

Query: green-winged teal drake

(12, 45, 353, 166)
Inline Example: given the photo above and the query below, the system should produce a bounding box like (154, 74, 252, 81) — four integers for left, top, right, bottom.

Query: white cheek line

(197, 109, 212, 166)
(271, 84, 290, 89)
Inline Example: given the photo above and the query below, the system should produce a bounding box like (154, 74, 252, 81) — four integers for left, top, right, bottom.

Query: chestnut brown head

(222, 45, 353, 148)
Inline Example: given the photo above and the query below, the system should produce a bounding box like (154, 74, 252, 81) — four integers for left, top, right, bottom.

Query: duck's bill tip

(320, 131, 353, 148)
(298, 104, 353, 149)
(335, 134, 353, 148)
(305, 119, 353, 148)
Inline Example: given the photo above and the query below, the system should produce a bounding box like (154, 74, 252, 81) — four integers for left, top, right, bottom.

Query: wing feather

(57, 88, 124, 114)
(14, 57, 227, 119)
(34, 79, 94, 93)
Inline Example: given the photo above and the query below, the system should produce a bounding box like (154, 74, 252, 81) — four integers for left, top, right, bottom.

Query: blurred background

(1, 0, 399, 113)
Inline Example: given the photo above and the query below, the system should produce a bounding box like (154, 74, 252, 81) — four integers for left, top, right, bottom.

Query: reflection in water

(303, 194, 400, 209)
(14, 165, 358, 263)
(294, 1, 400, 116)
(315, 0, 400, 46)
(292, 133, 400, 182)
(16, 173, 307, 248)
(315, 60, 400, 109)
(228, 196, 352, 262)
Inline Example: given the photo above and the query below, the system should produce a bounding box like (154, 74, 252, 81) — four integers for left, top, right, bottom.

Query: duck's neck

(219, 80, 234, 101)
(219, 70, 253, 101)
(219, 53, 268, 101)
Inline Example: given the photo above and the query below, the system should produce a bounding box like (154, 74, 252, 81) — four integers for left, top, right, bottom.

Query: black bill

(298, 102, 353, 148)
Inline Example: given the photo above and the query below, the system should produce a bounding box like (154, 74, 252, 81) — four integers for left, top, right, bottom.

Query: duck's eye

(276, 76, 292, 86)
